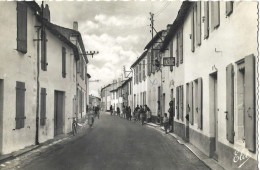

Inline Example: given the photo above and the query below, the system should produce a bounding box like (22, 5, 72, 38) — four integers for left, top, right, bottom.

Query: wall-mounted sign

(163, 57, 175, 66)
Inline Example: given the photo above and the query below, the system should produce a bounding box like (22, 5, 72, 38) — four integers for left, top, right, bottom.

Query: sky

(45, 1, 182, 97)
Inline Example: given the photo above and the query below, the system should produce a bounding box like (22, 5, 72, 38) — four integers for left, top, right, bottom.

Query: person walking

(128, 106, 132, 121)
(117, 107, 120, 116)
(146, 105, 151, 123)
(168, 101, 174, 132)
(110, 105, 113, 115)
(140, 106, 145, 126)
(163, 113, 169, 134)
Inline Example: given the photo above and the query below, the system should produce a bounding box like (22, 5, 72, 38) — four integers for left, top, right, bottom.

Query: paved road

(20, 113, 209, 170)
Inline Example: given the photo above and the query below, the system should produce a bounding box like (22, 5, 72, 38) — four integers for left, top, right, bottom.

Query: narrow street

(4, 113, 209, 170)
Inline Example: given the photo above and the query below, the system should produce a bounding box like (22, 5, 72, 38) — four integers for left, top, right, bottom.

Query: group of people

(109, 100, 175, 134)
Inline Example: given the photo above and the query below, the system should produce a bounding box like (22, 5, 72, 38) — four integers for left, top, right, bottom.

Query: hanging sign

(163, 57, 175, 66)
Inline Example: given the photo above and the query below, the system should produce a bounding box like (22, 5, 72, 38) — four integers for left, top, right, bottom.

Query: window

(16, 81, 26, 129)
(176, 27, 183, 66)
(143, 91, 146, 105)
(147, 52, 151, 76)
(211, 1, 220, 30)
(40, 88, 47, 126)
(176, 85, 184, 120)
(194, 78, 203, 129)
(151, 50, 155, 74)
(139, 63, 142, 82)
(226, 1, 233, 17)
(143, 60, 145, 81)
(170, 40, 173, 71)
(136, 66, 138, 84)
(41, 28, 47, 71)
(62, 47, 66, 78)
(196, 2, 201, 46)
(191, 5, 195, 52)
(17, 2, 27, 54)
(82, 91, 84, 117)
(204, 1, 209, 39)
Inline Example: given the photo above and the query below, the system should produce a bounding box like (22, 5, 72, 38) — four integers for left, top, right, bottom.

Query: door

(54, 91, 65, 136)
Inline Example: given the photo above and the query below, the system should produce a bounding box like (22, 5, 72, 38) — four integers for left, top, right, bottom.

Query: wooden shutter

(139, 63, 142, 82)
(226, 64, 234, 143)
(17, 2, 27, 54)
(197, 78, 203, 129)
(143, 60, 145, 81)
(62, 47, 66, 78)
(40, 88, 47, 126)
(176, 86, 179, 119)
(41, 29, 47, 71)
(170, 40, 173, 71)
(136, 66, 138, 84)
(245, 54, 255, 152)
(77, 60, 80, 73)
(196, 2, 201, 46)
(204, 1, 209, 39)
(179, 28, 183, 64)
(186, 84, 189, 122)
(176, 33, 179, 67)
(189, 82, 194, 125)
(16, 82, 26, 129)
(147, 52, 151, 76)
(211, 1, 220, 29)
(180, 85, 183, 121)
(191, 6, 195, 52)
(226, 1, 233, 17)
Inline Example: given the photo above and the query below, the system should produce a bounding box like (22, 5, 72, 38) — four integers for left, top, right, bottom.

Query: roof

(26, 1, 41, 12)
(144, 30, 164, 50)
(130, 50, 148, 68)
(37, 16, 80, 61)
(121, 77, 132, 87)
(160, 1, 193, 52)
(101, 84, 111, 92)
(48, 23, 88, 63)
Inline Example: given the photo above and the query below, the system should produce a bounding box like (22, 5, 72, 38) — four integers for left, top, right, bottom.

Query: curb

(145, 123, 225, 170)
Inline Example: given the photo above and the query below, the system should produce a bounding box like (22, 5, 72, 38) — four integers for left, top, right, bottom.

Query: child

(163, 113, 169, 134)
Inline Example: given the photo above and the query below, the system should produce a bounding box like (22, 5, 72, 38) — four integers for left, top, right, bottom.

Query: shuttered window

(151, 50, 155, 74)
(17, 2, 27, 54)
(197, 78, 203, 129)
(41, 29, 47, 71)
(40, 88, 47, 126)
(226, 1, 233, 17)
(136, 66, 139, 84)
(226, 64, 234, 143)
(211, 1, 220, 29)
(204, 1, 209, 39)
(189, 82, 194, 125)
(139, 63, 142, 82)
(191, 6, 195, 52)
(176, 33, 179, 67)
(62, 47, 66, 78)
(77, 59, 80, 73)
(16, 81, 26, 129)
(179, 28, 183, 64)
(170, 40, 173, 71)
(180, 85, 183, 121)
(244, 54, 255, 152)
(196, 2, 201, 46)
(143, 60, 145, 81)
(82, 91, 84, 117)
(176, 86, 179, 119)
(147, 52, 151, 76)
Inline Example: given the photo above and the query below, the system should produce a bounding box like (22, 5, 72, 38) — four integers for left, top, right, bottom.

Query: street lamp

(86, 51, 99, 58)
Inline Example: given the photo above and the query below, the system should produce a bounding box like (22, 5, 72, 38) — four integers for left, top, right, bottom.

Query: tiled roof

(130, 50, 148, 68)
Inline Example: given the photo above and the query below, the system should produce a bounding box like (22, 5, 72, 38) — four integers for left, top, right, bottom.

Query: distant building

(89, 95, 101, 109)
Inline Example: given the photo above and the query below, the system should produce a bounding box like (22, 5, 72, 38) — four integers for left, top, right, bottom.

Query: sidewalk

(145, 122, 225, 170)
(0, 115, 89, 165)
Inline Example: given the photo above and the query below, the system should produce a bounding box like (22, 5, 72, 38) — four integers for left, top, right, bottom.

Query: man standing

(168, 100, 174, 132)
(110, 105, 113, 115)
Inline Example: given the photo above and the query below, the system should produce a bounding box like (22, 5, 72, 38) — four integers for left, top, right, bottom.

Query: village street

(1, 112, 209, 170)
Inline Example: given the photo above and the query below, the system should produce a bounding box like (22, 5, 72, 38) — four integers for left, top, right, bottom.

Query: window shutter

(17, 2, 27, 54)
(147, 52, 151, 76)
(191, 6, 195, 52)
(62, 47, 66, 78)
(16, 82, 26, 129)
(197, 78, 203, 129)
(211, 1, 220, 29)
(204, 1, 209, 39)
(245, 54, 255, 152)
(40, 88, 47, 126)
(226, 64, 234, 143)
(136, 66, 139, 84)
(151, 51, 155, 74)
(139, 63, 142, 82)
(189, 82, 194, 125)
(143, 60, 145, 81)
(196, 2, 201, 46)
(179, 28, 183, 64)
(176, 86, 179, 119)
(226, 1, 233, 17)
(77, 60, 80, 73)
(170, 40, 173, 71)
(180, 85, 183, 121)
(176, 33, 179, 67)
(41, 29, 47, 71)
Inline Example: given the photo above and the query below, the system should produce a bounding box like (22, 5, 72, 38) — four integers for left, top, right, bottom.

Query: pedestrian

(110, 105, 113, 115)
(168, 100, 174, 132)
(128, 106, 132, 121)
(117, 107, 120, 116)
(146, 105, 151, 123)
(123, 105, 126, 119)
(163, 113, 169, 134)
(140, 106, 145, 125)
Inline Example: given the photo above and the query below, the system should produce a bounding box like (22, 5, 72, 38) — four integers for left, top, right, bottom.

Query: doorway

(210, 72, 218, 161)
(54, 91, 65, 136)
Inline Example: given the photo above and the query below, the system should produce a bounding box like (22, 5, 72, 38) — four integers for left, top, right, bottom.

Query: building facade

(159, 2, 257, 169)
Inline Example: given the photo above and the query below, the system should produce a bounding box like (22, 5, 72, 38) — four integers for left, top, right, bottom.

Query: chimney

(43, 4, 50, 22)
(167, 24, 172, 32)
(73, 21, 78, 31)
